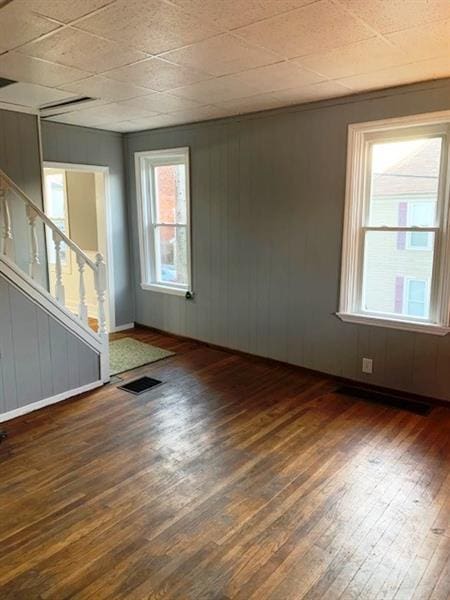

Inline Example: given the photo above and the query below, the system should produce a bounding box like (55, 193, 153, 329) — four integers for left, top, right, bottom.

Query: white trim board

(0, 380, 103, 423)
(111, 322, 135, 332)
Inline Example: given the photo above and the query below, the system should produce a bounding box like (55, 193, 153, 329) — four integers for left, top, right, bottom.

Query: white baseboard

(0, 380, 103, 423)
(111, 322, 135, 333)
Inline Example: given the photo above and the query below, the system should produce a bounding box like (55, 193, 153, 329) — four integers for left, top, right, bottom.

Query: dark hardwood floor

(1, 327, 449, 599)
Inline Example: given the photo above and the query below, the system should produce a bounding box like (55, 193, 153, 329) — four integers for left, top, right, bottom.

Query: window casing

(135, 147, 191, 296)
(339, 112, 450, 335)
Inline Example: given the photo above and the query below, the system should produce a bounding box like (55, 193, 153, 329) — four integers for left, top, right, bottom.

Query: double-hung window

(339, 112, 450, 335)
(135, 147, 191, 295)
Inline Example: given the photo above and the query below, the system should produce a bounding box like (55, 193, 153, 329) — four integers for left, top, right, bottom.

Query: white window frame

(135, 147, 192, 296)
(338, 110, 450, 336)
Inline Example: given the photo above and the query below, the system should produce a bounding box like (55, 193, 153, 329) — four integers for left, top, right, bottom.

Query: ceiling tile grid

(0, 0, 448, 131)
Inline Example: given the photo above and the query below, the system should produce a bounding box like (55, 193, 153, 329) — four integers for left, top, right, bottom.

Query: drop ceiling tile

(18, 28, 147, 73)
(27, 0, 115, 23)
(41, 97, 108, 116)
(0, 2, 61, 52)
(161, 34, 281, 77)
(122, 114, 186, 131)
(106, 58, 209, 92)
(169, 76, 260, 103)
(45, 110, 109, 126)
(107, 120, 140, 132)
(0, 82, 75, 107)
(216, 92, 286, 114)
(53, 101, 159, 126)
(164, 104, 228, 123)
(387, 19, 450, 62)
(118, 92, 201, 113)
(171, 0, 315, 30)
(230, 62, 324, 94)
(338, 0, 450, 34)
(234, 0, 375, 59)
(61, 75, 151, 101)
(76, 0, 220, 54)
(338, 56, 450, 92)
(294, 38, 410, 79)
(273, 80, 352, 104)
(0, 51, 91, 86)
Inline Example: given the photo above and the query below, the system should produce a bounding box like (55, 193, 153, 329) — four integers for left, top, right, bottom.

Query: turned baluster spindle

(26, 203, 40, 279)
(53, 230, 65, 306)
(77, 254, 88, 324)
(0, 184, 14, 259)
(94, 253, 107, 336)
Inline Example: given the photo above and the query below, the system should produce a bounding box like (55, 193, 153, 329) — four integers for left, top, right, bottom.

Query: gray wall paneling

(0, 273, 100, 416)
(124, 78, 450, 402)
(0, 109, 47, 287)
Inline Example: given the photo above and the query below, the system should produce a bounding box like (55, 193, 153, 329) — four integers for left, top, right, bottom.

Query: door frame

(43, 161, 116, 332)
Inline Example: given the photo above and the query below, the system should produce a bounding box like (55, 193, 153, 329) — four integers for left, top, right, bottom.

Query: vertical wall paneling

(125, 78, 450, 401)
(0, 109, 46, 286)
(0, 273, 100, 416)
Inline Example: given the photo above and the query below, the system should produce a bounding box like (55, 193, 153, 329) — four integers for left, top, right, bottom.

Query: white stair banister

(0, 167, 110, 384)
(77, 254, 88, 324)
(0, 185, 14, 259)
(53, 229, 65, 306)
(26, 203, 40, 280)
(94, 252, 107, 337)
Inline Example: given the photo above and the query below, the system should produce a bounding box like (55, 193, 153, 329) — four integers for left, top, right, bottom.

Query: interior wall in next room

(41, 121, 134, 328)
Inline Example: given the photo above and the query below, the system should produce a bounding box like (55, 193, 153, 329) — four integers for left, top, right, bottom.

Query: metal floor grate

(118, 376, 162, 395)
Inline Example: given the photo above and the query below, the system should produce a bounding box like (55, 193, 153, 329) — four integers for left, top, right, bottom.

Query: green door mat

(109, 337, 174, 376)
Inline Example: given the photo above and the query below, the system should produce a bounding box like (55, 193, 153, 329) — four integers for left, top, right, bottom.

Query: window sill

(141, 282, 188, 297)
(336, 312, 450, 336)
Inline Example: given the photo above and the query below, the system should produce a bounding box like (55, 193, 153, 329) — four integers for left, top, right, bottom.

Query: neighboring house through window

(135, 147, 191, 295)
(339, 112, 450, 334)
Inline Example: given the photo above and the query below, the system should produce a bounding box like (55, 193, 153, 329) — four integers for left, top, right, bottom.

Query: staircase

(0, 168, 109, 422)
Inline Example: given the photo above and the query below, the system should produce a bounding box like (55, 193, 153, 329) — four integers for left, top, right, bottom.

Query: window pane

(155, 225, 188, 286)
(154, 164, 187, 224)
(363, 231, 434, 319)
(407, 280, 427, 317)
(369, 137, 442, 227)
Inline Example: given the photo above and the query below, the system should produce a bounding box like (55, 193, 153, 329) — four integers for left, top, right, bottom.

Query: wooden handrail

(0, 169, 97, 271)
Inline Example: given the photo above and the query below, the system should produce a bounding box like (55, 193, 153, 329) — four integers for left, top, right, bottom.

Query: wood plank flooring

(0, 327, 449, 599)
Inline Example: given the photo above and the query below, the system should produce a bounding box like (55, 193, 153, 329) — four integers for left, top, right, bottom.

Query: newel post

(26, 203, 40, 280)
(0, 181, 14, 259)
(95, 253, 107, 337)
(95, 252, 109, 382)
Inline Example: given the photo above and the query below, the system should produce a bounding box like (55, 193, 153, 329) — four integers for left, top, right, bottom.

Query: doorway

(42, 163, 115, 333)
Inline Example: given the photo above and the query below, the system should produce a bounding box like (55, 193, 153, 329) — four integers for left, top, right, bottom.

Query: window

(135, 148, 191, 295)
(406, 279, 428, 318)
(339, 112, 450, 335)
(405, 202, 435, 250)
(43, 169, 70, 267)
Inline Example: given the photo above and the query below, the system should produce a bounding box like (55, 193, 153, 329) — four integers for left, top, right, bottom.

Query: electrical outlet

(362, 358, 373, 374)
